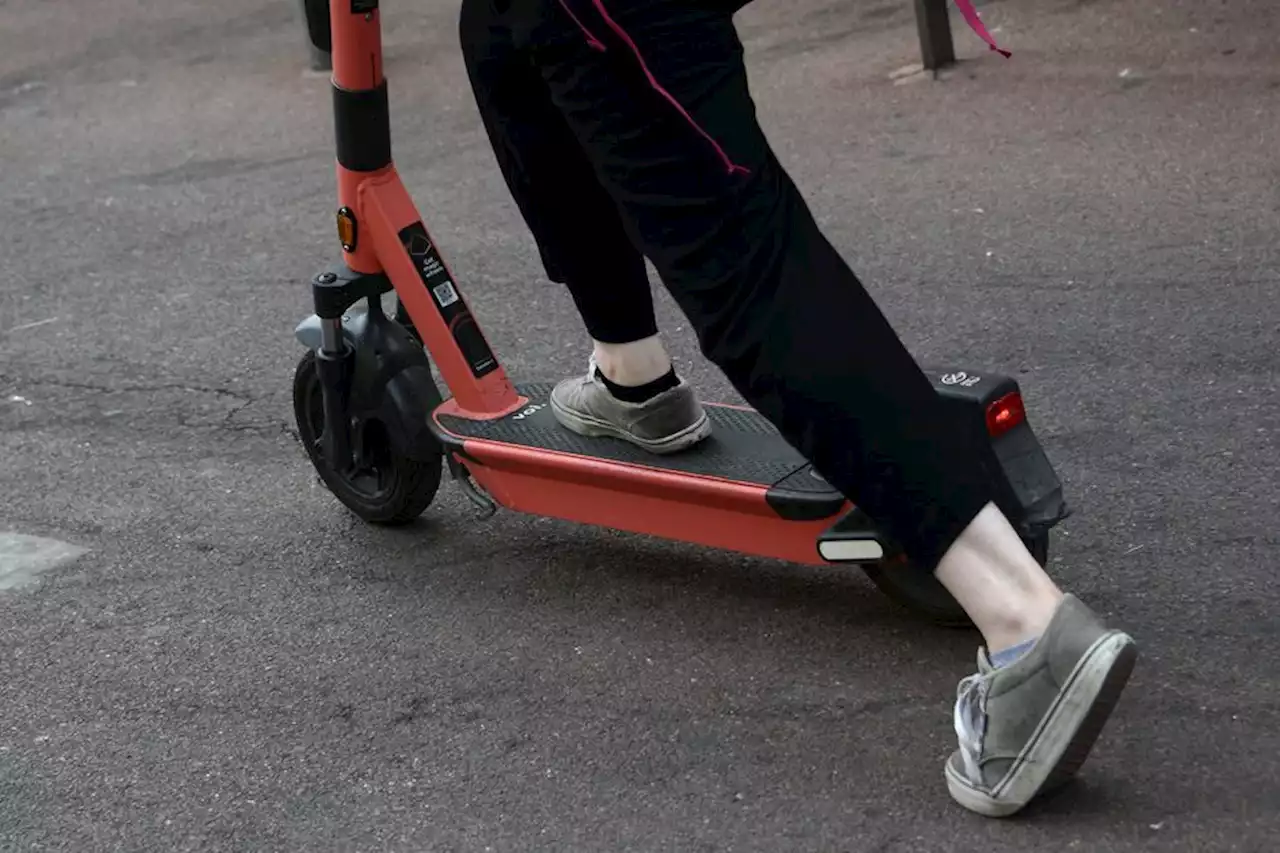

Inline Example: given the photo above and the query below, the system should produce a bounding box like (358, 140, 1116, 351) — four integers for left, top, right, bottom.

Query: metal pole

(295, 0, 333, 72)
(914, 0, 956, 71)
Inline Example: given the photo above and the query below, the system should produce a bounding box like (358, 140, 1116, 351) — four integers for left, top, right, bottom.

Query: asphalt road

(2, 0, 1278, 850)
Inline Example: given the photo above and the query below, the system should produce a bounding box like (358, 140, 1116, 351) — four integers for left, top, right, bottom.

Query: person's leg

(935, 503, 1063, 651)
(459, 0, 710, 453)
(513, 0, 1135, 815)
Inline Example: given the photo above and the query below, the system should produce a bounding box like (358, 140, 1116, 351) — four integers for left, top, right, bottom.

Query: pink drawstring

(555, 0, 606, 51)
(951, 0, 1012, 58)
(556, 0, 751, 176)
(553, 1, 1009, 177)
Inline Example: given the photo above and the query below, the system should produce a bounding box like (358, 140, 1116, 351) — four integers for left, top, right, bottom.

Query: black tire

(292, 351, 442, 525)
(862, 533, 1050, 628)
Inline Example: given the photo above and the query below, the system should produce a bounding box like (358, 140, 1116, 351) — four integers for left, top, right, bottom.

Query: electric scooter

(291, 0, 1070, 626)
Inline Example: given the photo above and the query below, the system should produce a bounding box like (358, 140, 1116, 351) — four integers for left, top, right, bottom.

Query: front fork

(310, 266, 393, 473)
(316, 315, 355, 473)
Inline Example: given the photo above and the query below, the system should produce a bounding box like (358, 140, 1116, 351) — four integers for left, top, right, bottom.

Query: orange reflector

(986, 391, 1026, 438)
(336, 207, 358, 252)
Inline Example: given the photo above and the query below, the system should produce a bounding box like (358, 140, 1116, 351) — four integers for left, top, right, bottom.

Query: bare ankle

(934, 503, 1064, 650)
(592, 336, 672, 386)
(981, 594, 1061, 651)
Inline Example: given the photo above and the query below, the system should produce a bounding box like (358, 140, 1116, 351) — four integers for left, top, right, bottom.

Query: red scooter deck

(431, 383, 854, 566)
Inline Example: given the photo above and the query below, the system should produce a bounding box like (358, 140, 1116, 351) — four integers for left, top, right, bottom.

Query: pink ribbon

(951, 0, 1012, 58)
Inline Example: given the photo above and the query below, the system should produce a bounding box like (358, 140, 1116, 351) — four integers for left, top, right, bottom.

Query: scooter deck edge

(434, 383, 844, 520)
(429, 383, 866, 566)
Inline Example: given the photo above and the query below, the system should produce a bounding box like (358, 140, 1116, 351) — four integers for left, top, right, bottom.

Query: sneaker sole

(945, 630, 1138, 818)
(550, 396, 713, 456)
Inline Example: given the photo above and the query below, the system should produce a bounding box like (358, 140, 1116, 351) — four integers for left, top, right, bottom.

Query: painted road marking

(0, 533, 88, 592)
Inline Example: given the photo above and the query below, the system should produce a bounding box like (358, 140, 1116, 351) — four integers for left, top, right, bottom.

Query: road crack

(0, 373, 253, 403)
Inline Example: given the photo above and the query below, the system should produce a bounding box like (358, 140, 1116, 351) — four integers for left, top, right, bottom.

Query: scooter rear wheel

(292, 351, 442, 525)
(862, 533, 1050, 628)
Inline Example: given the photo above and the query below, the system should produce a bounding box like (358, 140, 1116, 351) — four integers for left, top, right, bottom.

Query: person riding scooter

(458, 0, 1137, 817)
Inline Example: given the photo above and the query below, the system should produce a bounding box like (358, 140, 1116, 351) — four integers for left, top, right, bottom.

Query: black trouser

(459, 0, 995, 571)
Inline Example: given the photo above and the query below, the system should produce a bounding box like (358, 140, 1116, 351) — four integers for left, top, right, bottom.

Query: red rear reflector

(986, 391, 1026, 437)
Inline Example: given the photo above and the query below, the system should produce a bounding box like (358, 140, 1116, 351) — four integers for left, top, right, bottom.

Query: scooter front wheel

(862, 533, 1050, 628)
(292, 351, 442, 525)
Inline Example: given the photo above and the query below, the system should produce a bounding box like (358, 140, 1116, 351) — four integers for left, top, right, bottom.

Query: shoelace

(953, 671, 992, 783)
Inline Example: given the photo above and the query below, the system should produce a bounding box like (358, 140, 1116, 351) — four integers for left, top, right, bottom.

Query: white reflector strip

(817, 539, 884, 563)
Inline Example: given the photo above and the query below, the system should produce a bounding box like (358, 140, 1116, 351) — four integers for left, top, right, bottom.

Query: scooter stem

(330, 1, 384, 91)
(329, 2, 390, 276)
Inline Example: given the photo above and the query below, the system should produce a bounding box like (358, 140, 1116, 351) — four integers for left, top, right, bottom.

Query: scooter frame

(292, 1, 1069, 623)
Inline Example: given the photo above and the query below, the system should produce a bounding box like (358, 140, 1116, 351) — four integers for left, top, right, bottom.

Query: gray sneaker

(947, 594, 1138, 817)
(549, 360, 712, 454)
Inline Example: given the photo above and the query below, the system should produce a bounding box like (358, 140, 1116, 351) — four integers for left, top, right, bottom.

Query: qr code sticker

(432, 281, 459, 308)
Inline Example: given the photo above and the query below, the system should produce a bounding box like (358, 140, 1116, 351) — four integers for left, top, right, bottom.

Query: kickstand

(447, 455, 497, 519)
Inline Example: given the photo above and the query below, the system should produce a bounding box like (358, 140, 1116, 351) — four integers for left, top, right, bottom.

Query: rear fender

(923, 366, 1070, 539)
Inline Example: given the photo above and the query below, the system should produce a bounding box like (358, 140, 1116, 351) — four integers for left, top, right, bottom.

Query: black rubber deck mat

(436, 383, 840, 494)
